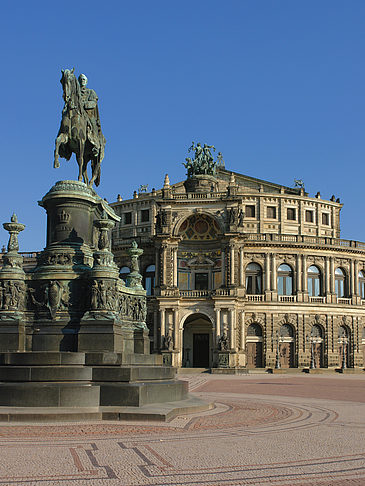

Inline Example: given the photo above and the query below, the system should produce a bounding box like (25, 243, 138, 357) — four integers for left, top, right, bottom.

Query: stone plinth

(0, 180, 211, 421)
(183, 174, 219, 193)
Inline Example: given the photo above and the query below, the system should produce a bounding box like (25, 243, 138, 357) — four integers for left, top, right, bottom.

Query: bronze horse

(54, 69, 104, 187)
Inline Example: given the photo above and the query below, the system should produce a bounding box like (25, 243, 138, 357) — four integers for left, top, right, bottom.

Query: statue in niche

(218, 331, 229, 351)
(229, 207, 237, 225)
(238, 209, 244, 227)
(163, 333, 174, 351)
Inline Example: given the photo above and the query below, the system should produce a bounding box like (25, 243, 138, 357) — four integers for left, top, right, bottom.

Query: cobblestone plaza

(1, 373, 365, 485)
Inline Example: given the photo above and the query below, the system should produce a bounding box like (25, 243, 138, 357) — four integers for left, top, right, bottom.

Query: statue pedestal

(184, 174, 218, 194)
(0, 180, 212, 420)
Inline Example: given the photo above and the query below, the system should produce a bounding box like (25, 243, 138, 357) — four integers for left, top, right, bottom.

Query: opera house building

(111, 162, 365, 372)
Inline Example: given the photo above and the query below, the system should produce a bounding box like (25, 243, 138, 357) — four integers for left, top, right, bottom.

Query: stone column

(325, 256, 330, 295)
(265, 252, 270, 292)
(160, 308, 165, 342)
(296, 253, 302, 293)
(230, 245, 235, 285)
(229, 308, 235, 349)
(173, 308, 178, 350)
(239, 247, 244, 287)
(155, 247, 160, 287)
(350, 260, 355, 296)
(221, 249, 226, 286)
(215, 308, 221, 342)
(153, 310, 158, 352)
(173, 247, 178, 287)
(161, 245, 167, 286)
(240, 310, 245, 350)
(302, 255, 307, 292)
(271, 253, 277, 291)
(330, 256, 335, 294)
(354, 260, 359, 296)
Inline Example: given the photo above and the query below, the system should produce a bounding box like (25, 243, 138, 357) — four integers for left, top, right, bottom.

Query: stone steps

(0, 395, 213, 422)
(0, 365, 175, 382)
(0, 351, 162, 367)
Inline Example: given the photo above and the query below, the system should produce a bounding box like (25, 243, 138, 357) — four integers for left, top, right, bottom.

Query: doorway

(246, 323, 264, 368)
(280, 341, 294, 368)
(183, 313, 213, 368)
(193, 334, 209, 367)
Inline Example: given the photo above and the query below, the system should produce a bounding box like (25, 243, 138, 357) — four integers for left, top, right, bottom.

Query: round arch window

(277, 264, 293, 296)
(245, 263, 262, 295)
(308, 265, 322, 297)
(359, 271, 365, 299)
(335, 268, 346, 298)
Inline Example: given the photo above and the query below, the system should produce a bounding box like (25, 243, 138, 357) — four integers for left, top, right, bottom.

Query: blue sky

(1, 0, 364, 250)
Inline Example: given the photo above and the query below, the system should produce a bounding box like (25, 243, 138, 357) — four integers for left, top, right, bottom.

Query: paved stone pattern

(1, 374, 365, 485)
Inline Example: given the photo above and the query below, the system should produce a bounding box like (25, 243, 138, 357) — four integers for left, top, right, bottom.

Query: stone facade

(111, 168, 365, 370)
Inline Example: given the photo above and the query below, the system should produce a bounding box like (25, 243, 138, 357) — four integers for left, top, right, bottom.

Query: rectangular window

(287, 208, 296, 221)
(246, 205, 255, 218)
(322, 213, 329, 225)
(141, 209, 149, 222)
(195, 273, 209, 290)
(124, 212, 132, 225)
(305, 210, 314, 223)
(267, 206, 277, 219)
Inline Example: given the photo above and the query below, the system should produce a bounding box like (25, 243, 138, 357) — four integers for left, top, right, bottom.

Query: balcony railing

(172, 192, 226, 200)
(242, 233, 365, 251)
(179, 290, 211, 298)
(247, 294, 264, 302)
(309, 296, 326, 304)
(337, 298, 351, 305)
(279, 295, 296, 303)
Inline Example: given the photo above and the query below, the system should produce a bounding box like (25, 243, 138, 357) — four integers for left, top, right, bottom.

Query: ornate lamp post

(126, 241, 144, 289)
(1, 213, 26, 274)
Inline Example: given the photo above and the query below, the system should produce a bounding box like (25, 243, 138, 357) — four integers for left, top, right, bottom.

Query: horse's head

(60, 68, 76, 105)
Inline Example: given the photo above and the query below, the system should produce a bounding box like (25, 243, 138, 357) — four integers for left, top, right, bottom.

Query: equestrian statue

(54, 68, 106, 187)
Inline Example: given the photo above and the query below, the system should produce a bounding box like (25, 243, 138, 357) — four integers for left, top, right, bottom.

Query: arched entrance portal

(279, 324, 295, 368)
(338, 325, 351, 368)
(246, 323, 264, 368)
(310, 324, 324, 368)
(183, 313, 213, 368)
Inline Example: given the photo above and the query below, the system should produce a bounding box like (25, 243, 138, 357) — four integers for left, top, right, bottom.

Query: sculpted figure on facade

(218, 331, 229, 351)
(0, 281, 26, 311)
(229, 207, 238, 225)
(29, 280, 69, 319)
(238, 209, 244, 227)
(163, 333, 174, 351)
(184, 142, 218, 177)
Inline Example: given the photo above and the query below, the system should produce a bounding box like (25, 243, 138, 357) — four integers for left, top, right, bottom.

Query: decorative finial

(2, 214, 25, 257)
(163, 174, 170, 188)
